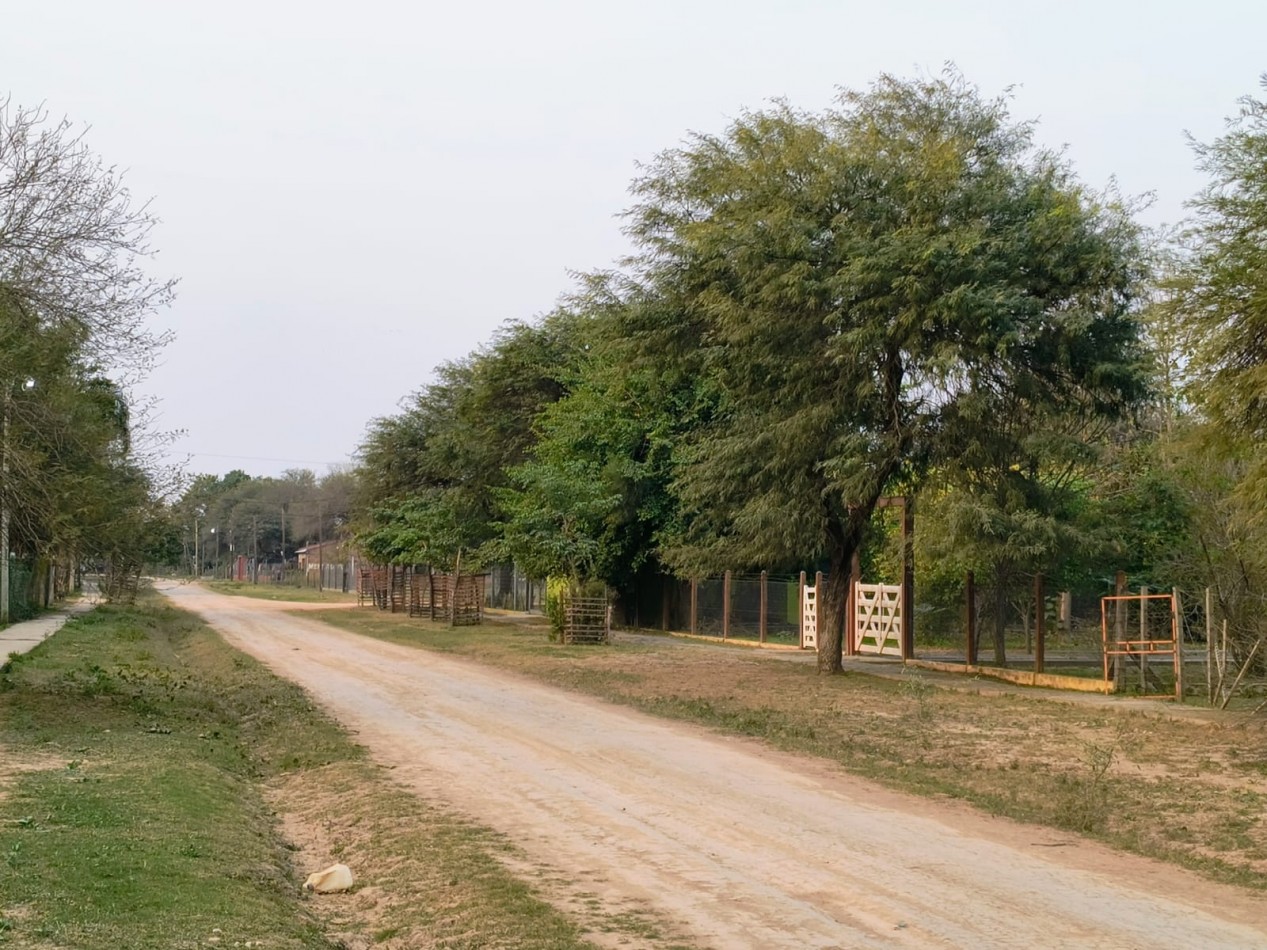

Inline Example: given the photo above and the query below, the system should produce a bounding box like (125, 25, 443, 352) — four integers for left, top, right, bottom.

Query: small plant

(1055, 728, 1124, 835)
(899, 665, 935, 722)
(544, 577, 568, 642)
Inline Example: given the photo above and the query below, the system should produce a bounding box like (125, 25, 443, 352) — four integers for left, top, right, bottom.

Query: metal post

(759, 570, 768, 643)
(1034, 573, 1045, 674)
(965, 570, 977, 666)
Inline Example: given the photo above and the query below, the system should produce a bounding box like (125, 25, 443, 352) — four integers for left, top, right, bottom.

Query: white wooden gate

(800, 582, 818, 650)
(854, 582, 903, 656)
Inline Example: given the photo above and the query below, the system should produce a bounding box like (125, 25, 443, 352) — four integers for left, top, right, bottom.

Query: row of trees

(170, 467, 356, 573)
(351, 71, 1267, 673)
(1, 99, 176, 614)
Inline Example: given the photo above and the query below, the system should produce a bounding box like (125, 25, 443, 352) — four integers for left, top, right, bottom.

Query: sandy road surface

(160, 584, 1267, 949)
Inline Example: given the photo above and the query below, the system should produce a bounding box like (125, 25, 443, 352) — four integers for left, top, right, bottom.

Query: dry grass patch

(317, 609, 1267, 889)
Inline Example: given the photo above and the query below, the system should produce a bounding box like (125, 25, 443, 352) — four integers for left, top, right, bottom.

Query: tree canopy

(620, 72, 1149, 670)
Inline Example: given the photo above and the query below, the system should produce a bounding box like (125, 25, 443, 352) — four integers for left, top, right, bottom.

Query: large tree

(623, 72, 1149, 672)
(353, 314, 581, 568)
(498, 284, 704, 590)
(0, 100, 174, 376)
(1164, 76, 1267, 660)
(1178, 76, 1267, 501)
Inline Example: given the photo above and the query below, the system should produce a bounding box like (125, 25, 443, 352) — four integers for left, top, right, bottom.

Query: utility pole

(317, 500, 324, 592)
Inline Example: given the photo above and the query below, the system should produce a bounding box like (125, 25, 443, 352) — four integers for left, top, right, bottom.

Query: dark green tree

(623, 72, 1149, 672)
(353, 314, 581, 569)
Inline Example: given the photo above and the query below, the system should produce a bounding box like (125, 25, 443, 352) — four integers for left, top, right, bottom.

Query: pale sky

(3, 1, 1263, 480)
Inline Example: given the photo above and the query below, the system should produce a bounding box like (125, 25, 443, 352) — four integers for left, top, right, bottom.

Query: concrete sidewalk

(0, 599, 97, 659)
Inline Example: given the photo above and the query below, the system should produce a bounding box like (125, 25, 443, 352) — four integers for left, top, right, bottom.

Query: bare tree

(0, 98, 175, 376)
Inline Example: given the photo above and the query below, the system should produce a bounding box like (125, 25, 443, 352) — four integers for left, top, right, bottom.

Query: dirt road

(160, 584, 1267, 949)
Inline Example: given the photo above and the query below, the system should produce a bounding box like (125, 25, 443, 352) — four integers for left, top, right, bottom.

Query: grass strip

(0, 594, 626, 949)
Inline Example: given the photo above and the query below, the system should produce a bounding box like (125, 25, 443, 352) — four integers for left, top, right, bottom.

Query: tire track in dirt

(161, 585, 1267, 950)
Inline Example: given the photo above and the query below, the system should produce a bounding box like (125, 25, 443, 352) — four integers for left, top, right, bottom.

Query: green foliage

(0, 290, 168, 587)
(544, 576, 568, 640)
(622, 70, 1148, 669)
(1159, 75, 1267, 660)
(497, 288, 707, 591)
(354, 313, 584, 568)
(1179, 77, 1267, 460)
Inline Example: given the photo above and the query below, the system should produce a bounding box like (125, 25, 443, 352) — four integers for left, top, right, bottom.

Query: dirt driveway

(160, 584, 1267, 949)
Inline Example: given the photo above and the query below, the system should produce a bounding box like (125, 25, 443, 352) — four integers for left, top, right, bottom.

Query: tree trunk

(817, 513, 868, 674)
(818, 552, 850, 673)
(994, 564, 1008, 667)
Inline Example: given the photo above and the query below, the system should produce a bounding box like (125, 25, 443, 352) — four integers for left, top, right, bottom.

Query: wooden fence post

(722, 570, 732, 640)
(662, 578, 671, 632)
(759, 570, 768, 643)
(798, 570, 807, 646)
(846, 552, 861, 657)
(901, 498, 914, 661)
(1114, 570, 1127, 691)
(1034, 572, 1045, 674)
(1139, 584, 1149, 691)
(1205, 587, 1214, 705)
(690, 578, 698, 636)
(1173, 587, 1184, 703)
(965, 570, 977, 666)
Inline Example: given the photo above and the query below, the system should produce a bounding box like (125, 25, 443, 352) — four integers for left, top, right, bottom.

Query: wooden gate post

(846, 551, 861, 657)
(965, 570, 977, 666)
(759, 570, 768, 643)
(1034, 573, 1046, 674)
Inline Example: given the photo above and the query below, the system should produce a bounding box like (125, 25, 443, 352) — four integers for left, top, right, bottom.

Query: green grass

(0, 597, 341, 948)
(0, 595, 656, 949)
(205, 579, 357, 604)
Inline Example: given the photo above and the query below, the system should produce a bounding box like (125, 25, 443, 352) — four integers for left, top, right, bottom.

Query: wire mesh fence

(4, 559, 37, 622)
(484, 563, 546, 613)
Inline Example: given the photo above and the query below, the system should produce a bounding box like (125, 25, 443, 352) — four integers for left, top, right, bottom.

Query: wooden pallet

(563, 597, 609, 644)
